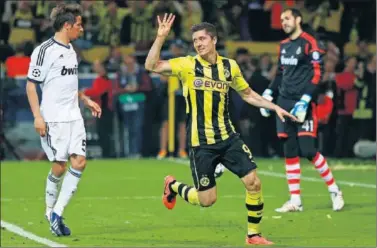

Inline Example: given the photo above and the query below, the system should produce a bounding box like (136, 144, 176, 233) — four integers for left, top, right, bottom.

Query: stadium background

(0, 0, 376, 160)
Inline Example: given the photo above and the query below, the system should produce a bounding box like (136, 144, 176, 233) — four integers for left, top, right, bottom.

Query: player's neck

(54, 32, 70, 46)
(289, 28, 303, 40)
(201, 51, 217, 65)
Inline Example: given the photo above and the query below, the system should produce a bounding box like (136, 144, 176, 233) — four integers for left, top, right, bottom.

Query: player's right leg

(275, 97, 303, 213)
(162, 146, 219, 209)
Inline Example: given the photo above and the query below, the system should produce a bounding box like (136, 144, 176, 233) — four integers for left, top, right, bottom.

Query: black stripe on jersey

(194, 59, 204, 77)
(212, 91, 221, 142)
(195, 90, 206, 145)
(186, 93, 192, 146)
(37, 39, 54, 66)
(222, 59, 232, 81)
(210, 65, 222, 142)
(224, 93, 234, 134)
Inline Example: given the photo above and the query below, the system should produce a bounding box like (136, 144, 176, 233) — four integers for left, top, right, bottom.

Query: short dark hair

(191, 22, 217, 39)
(283, 8, 303, 25)
(50, 3, 82, 32)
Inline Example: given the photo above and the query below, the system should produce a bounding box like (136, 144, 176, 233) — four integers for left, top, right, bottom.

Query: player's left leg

(299, 136, 344, 211)
(221, 135, 273, 245)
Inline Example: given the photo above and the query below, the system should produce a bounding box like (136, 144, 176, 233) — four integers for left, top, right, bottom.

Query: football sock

(285, 157, 302, 205)
(170, 181, 200, 205)
(311, 152, 340, 192)
(45, 170, 62, 216)
(246, 190, 264, 237)
(53, 167, 82, 216)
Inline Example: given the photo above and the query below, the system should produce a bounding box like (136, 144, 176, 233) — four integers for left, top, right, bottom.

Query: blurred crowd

(1, 0, 376, 160)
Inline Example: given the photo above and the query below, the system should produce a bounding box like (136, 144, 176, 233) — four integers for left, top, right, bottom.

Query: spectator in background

(34, 0, 58, 42)
(5, 41, 33, 78)
(12, 1, 33, 29)
(121, 0, 155, 49)
(334, 56, 358, 157)
(83, 61, 114, 158)
(106, 46, 123, 73)
(259, 53, 277, 81)
(98, 0, 129, 46)
(157, 40, 187, 159)
(116, 53, 152, 158)
(356, 40, 372, 64)
(171, 1, 202, 43)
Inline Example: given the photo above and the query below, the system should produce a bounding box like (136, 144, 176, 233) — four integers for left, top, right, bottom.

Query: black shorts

(161, 95, 186, 123)
(276, 96, 318, 139)
(189, 134, 257, 191)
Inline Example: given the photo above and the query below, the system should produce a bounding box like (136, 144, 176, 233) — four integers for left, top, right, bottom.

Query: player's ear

(213, 36, 217, 45)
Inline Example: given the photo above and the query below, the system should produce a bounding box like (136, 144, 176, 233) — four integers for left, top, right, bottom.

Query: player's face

(192, 30, 216, 57)
(67, 16, 84, 41)
(281, 11, 299, 35)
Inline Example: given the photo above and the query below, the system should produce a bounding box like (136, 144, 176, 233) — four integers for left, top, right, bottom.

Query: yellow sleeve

(168, 56, 191, 79)
(229, 60, 249, 92)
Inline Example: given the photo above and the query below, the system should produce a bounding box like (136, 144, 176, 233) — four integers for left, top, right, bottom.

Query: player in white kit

(26, 3, 101, 236)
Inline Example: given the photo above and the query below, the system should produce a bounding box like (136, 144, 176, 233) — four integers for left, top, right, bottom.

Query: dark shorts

(276, 96, 318, 139)
(161, 95, 186, 123)
(189, 134, 257, 191)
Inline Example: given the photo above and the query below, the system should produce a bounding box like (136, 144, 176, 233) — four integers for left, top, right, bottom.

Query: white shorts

(41, 119, 86, 162)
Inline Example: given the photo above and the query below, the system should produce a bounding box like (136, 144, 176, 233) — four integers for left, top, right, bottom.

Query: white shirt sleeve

(27, 46, 52, 84)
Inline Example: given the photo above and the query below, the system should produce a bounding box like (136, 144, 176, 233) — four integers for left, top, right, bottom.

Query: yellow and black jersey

(169, 54, 249, 147)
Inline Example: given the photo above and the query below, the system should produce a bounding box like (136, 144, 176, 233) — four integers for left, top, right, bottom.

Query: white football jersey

(27, 38, 82, 122)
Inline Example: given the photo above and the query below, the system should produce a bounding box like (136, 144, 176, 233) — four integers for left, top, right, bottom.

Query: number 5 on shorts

(242, 144, 253, 161)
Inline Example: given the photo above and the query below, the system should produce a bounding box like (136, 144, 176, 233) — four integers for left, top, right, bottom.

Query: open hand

(84, 99, 102, 118)
(275, 106, 299, 123)
(157, 13, 175, 38)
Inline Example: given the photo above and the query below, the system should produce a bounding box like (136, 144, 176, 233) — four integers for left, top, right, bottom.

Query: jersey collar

(52, 38, 70, 49)
(196, 53, 222, 66)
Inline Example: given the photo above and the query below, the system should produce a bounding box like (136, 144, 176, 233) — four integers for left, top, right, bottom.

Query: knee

(244, 173, 262, 192)
(71, 155, 86, 171)
(199, 196, 217, 207)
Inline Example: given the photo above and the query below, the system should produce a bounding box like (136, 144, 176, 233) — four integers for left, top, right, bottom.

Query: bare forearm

(78, 91, 90, 103)
(145, 36, 165, 71)
(242, 89, 277, 111)
(26, 82, 42, 118)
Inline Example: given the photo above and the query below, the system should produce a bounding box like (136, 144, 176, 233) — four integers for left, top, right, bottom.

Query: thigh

(220, 136, 257, 178)
(189, 146, 221, 191)
(297, 103, 318, 138)
(41, 122, 70, 162)
(276, 97, 297, 138)
(68, 119, 87, 158)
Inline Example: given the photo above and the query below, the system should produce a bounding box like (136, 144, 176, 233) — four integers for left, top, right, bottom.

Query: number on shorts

(242, 144, 253, 161)
(82, 140, 86, 152)
(302, 120, 314, 132)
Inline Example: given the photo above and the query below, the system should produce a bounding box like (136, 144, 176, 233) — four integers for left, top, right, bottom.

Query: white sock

(290, 194, 302, 206)
(46, 170, 62, 216)
(53, 167, 82, 216)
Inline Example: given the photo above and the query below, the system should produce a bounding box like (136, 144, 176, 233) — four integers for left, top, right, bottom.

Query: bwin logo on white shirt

(280, 55, 298, 65)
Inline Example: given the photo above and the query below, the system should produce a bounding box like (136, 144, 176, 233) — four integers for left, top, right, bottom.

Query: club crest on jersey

(280, 55, 298, 65)
(224, 68, 230, 78)
(61, 65, 78, 76)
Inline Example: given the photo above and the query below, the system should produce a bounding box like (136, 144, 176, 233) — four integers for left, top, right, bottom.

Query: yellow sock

(171, 181, 200, 205)
(246, 190, 264, 236)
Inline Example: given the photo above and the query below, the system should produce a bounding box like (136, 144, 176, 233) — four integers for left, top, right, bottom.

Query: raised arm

(144, 13, 175, 75)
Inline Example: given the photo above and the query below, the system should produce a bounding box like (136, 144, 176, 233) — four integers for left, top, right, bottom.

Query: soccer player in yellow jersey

(145, 13, 298, 245)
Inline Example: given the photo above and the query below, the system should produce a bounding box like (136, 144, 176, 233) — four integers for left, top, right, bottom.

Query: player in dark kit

(260, 8, 345, 212)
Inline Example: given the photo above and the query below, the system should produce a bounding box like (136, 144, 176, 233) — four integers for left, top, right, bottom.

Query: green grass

(1, 158, 376, 247)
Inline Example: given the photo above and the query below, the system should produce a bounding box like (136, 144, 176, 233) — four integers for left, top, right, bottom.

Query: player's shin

(285, 157, 301, 205)
(53, 166, 83, 216)
(246, 190, 264, 236)
(311, 152, 339, 192)
(45, 169, 63, 218)
(171, 181, 200, 205)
